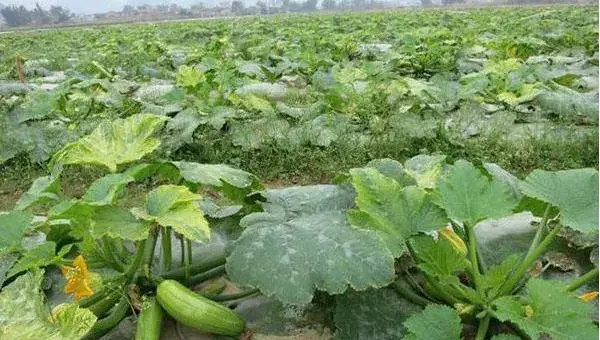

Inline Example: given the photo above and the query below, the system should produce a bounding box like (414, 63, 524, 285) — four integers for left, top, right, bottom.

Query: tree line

(0, 3, 72, 27)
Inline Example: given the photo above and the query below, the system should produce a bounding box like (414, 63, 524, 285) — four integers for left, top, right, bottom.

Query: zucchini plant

(0, 113, 597, 339)
(0, 113, 262, 338)
(226, 156, 599, 339)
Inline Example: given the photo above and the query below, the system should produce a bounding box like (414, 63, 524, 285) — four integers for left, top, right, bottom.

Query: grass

(1, 123, 596, 212)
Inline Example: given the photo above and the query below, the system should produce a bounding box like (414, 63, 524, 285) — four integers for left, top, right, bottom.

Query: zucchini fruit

(156, 280, 246, 336)
(135, 296, 164, 340)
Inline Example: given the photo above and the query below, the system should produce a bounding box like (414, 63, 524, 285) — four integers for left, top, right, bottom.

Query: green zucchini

(135, 296, 164, 340)
(87, 290, 121, 318)
(156, 280, 246, 336)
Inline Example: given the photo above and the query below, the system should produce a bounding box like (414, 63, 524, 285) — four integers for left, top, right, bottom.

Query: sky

(0, 1, 224, 14)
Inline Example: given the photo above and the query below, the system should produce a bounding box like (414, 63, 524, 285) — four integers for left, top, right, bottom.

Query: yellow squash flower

(62, 255, 94, 301)
(579, 291, 599, 302)
(439, 226, 467, 256)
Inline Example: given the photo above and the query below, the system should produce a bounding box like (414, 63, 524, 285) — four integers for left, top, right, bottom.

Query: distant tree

(256, 1, 268, 14)
(0, 5, 33, 27)
(301, 0, 318, 11)
(322, 0, 337, 10)
(33, 3, 51, 24)
(49, 6, 72, 23)
(232, 0, 246, 14)
(122, 5, 136, 14)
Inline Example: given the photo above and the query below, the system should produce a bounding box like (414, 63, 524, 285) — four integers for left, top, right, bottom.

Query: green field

(0, 6, 598, 340)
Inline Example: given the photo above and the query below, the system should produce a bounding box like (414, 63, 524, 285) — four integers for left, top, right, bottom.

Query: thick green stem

(161, 227, 172, 272)
(124, 240, 146, 281)
(83, 294, 130, 340)
(101, 238, 125, 272)
(498, 224, 563, 297)
(391, 279, 432, 307)
(161, 255, 226, 280)
(475, 313, 491, 340)
(185, 239, 192, 285)
(189, 265, 226, 286)
(466, 223, 482, 290)
(524, 204, 552, 259)
(180, 236, 185, 267)
(566, 267, 599, 292)
(204, 288, 260, 302)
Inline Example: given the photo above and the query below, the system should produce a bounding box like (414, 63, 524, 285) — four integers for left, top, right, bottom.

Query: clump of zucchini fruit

(79, 249, 252, 339)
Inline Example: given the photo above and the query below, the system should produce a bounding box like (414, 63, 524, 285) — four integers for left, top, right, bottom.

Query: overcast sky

(0, 1, 225, 14)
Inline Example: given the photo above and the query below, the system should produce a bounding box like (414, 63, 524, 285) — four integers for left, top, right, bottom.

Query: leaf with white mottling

(335, 288, 422, 340)
(227, 185, 395, 305)
(0, 211, 33, 252)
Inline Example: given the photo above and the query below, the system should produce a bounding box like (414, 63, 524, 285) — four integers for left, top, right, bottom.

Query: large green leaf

(402, 304, 462, 340)
(349, 168, 448, 257)
(132, 185, 210, 242)
(492, 279, 597, 340)
(334, 288, 422, 340)
(0, 270, 96, 340)
(0, 211, 33, 252)
(14, 175, 61, 211)
(434, 160, 518, 226)
(83, 173, 135, 205)
(227, 185, 395, 305)
(49, 114, 167, 172)
(520, 169, 598, 233)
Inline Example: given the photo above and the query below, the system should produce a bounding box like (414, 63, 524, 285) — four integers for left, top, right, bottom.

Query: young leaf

(83, 173, 135, 205)
(132, 185, 210, 242)
(0, 211, 33, 252)
(409, 234, 468, 279)
(492, 279, 598, 340)
(520, 169, 598, 233)
(402, 304, 462, 340)
(227, 185, 395, 305)
(349, 168, 448, 257)
(334, 288, 423, 340)
(14, 175, 61, 211)
(0, 270, 97, 339)
(480, 254, 520, 298)
(434, 160, 518, 226)
(49, 114, 167, 172)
